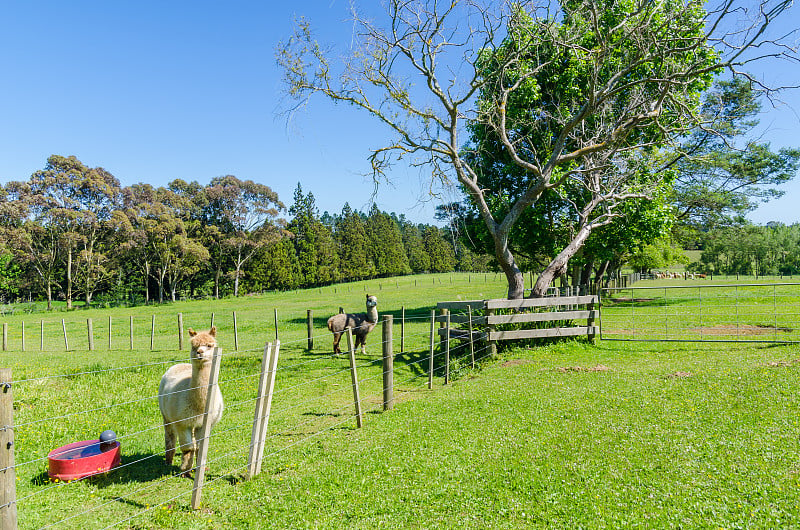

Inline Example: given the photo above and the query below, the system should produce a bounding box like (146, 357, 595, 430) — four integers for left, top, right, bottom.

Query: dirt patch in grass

(555, 365, 611, 373)
(762, 359, 800, 368)
(664, 371, 692, 378)
(689, 324, 793, 335)
(501, 359, 532, 368)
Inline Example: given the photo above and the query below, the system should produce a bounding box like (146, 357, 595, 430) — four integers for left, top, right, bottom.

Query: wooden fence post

(382, 315, 394, 411)
(108, 316, 112, 350)
(587, 295, 597, 343)
(191, 347, 222, 510)
(1, 325, 6, 351)
(445, 311, 451, 385)
(233, 312, 239, 352)
(40, 320, 44, 351)
(0, 369, 17, 529)
(20, 323, 24, 353)
(210, 312, 215, 328)
(254, 341, 280, 477)
(129, 316, 133, 350)
(467, 306, 475, 369)
(178, 313, 184, 351)
(274, 309, 279, 342)
(428, 310, 435, 390)
(400, 307, 405, 354)
(87, 319, 94, 351)
(346, 328, 363, 428)
(306, 309, 313, 351)
(150, 315, 155, 351)
(62, 319, 69, 351)
(248, 342, 273, 479)
(485, 302, 496, 356)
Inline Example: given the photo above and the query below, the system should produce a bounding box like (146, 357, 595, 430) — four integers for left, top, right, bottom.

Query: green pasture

(2, 273, 800, 528)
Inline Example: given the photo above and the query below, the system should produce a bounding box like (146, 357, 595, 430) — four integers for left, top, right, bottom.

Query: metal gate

(599, 283, 800, 343)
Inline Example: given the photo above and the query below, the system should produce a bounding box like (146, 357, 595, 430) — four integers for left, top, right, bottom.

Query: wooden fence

(436, 295, 599, 353)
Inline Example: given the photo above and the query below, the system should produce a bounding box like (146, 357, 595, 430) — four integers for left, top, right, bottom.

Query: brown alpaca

(327, 294, 378, 354)
(158, 326, 224, 477)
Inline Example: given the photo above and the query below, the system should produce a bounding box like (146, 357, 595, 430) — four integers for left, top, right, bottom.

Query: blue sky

(0, 1, 798, 225)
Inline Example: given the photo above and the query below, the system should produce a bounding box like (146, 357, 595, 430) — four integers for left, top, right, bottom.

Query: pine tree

(366, 204, 410, 277)
(423, 226, 456, 273)
(335, 204, 374, 281)
(401, 221, 431, 273)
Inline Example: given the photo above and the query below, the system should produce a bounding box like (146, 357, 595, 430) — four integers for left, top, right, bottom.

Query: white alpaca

(158, 326, 224, 477)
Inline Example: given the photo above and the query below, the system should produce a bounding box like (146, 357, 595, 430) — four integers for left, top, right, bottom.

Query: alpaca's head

(188, 326, 217, 364)
(366, 294, 378, 308)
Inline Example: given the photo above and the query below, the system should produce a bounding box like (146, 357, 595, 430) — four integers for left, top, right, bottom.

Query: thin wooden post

(273, 309, 279, 342)
(400, 306, 405, 353)
(233, 312, 239, 352)
(87, 319, 94, 351)
(306, 309, 313, 350)
(129, 316, 133, 350)
(0, 369, 17, 529)
(150, 315, 155, 351)
(587, 296, 597, 343)
(486, 302, 496, 356)
(248, 342, 273, 479)
(438, 308, 447, 352)
(20, 323, 24, 352)
(346, 328, 363, 428)
(445, 311, 451, 385)
(428, 310, 435, 390)
(467, 306, 475, 369)
(40, 320, 44, 351)
(177, 313, 184, 350)
(210, 313, 215, 328)
(254, 341, 280, 477)
(1, 325, 6, 351)
(382, 315, 394, 411)
(191, 347, 222, 510)
(62, 319, 69, 351)
(108, 316, 112, 350)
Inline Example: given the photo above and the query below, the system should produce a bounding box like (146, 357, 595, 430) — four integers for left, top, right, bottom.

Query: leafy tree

(671, 78, 800, 241)
(202, 175, 284, 296)
(279, 0, 795, 298)
(247, 237, 300, 291)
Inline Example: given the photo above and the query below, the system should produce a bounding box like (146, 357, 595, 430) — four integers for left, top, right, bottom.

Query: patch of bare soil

(689, 324, 793, 335)
(501, 359, 532, 368)
(762, 359, 800, 368)
(664, 371, 693, 378)
(555, 365, 611, 373)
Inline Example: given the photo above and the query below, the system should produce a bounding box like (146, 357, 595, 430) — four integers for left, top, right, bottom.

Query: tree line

(0, 157, 490, 308)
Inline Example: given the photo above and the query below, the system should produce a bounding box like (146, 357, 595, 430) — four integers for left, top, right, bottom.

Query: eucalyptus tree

(202, 175, 284, 297)
(279, 0, 797, 298)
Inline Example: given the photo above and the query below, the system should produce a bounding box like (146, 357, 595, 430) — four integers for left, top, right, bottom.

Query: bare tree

(278, 0, 797, 298)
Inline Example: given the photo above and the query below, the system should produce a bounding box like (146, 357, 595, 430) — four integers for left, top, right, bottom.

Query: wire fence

(600, 283, 800, 343)
(1, 308, 490, 529)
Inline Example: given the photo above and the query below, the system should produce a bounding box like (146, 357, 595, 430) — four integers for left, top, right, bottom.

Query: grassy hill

(2, 273, 800, 528)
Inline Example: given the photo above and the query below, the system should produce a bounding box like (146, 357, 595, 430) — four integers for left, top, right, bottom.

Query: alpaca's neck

(366, 305, 378, 323)
(190, 361, 211, 411)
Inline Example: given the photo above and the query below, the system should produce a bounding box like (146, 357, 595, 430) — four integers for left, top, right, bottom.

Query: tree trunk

(580, 261, 593, 288)
(214, 265, 221, 299)
(494, 237, 524, 299)
(594, 260, 610, 288)
(46, 283, 52, 311)
(529, 225, 593, 297)
(234, 267, 241, 297)
(144, 262, 151, 305)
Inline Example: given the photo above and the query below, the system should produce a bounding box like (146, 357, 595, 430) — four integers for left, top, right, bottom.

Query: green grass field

(2, 273, 800, 528)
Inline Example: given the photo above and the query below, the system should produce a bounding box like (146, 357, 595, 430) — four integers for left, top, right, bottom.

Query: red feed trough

(47, 434, 121, 481)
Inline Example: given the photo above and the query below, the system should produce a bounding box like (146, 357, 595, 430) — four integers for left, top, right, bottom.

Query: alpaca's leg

(355, 335, 365, 355)
(332, 332, 342, 354)
(163, 421, 176, 466)
(178, 426, 196, 477)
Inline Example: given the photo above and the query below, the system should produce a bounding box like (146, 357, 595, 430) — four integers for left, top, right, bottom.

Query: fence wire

(600, 283, 800, 343)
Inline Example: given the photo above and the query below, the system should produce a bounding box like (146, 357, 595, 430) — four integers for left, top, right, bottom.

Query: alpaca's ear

(188, 328, 197, 337)
(209, 326, 217, 337)
(366, 294, 370, 299)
